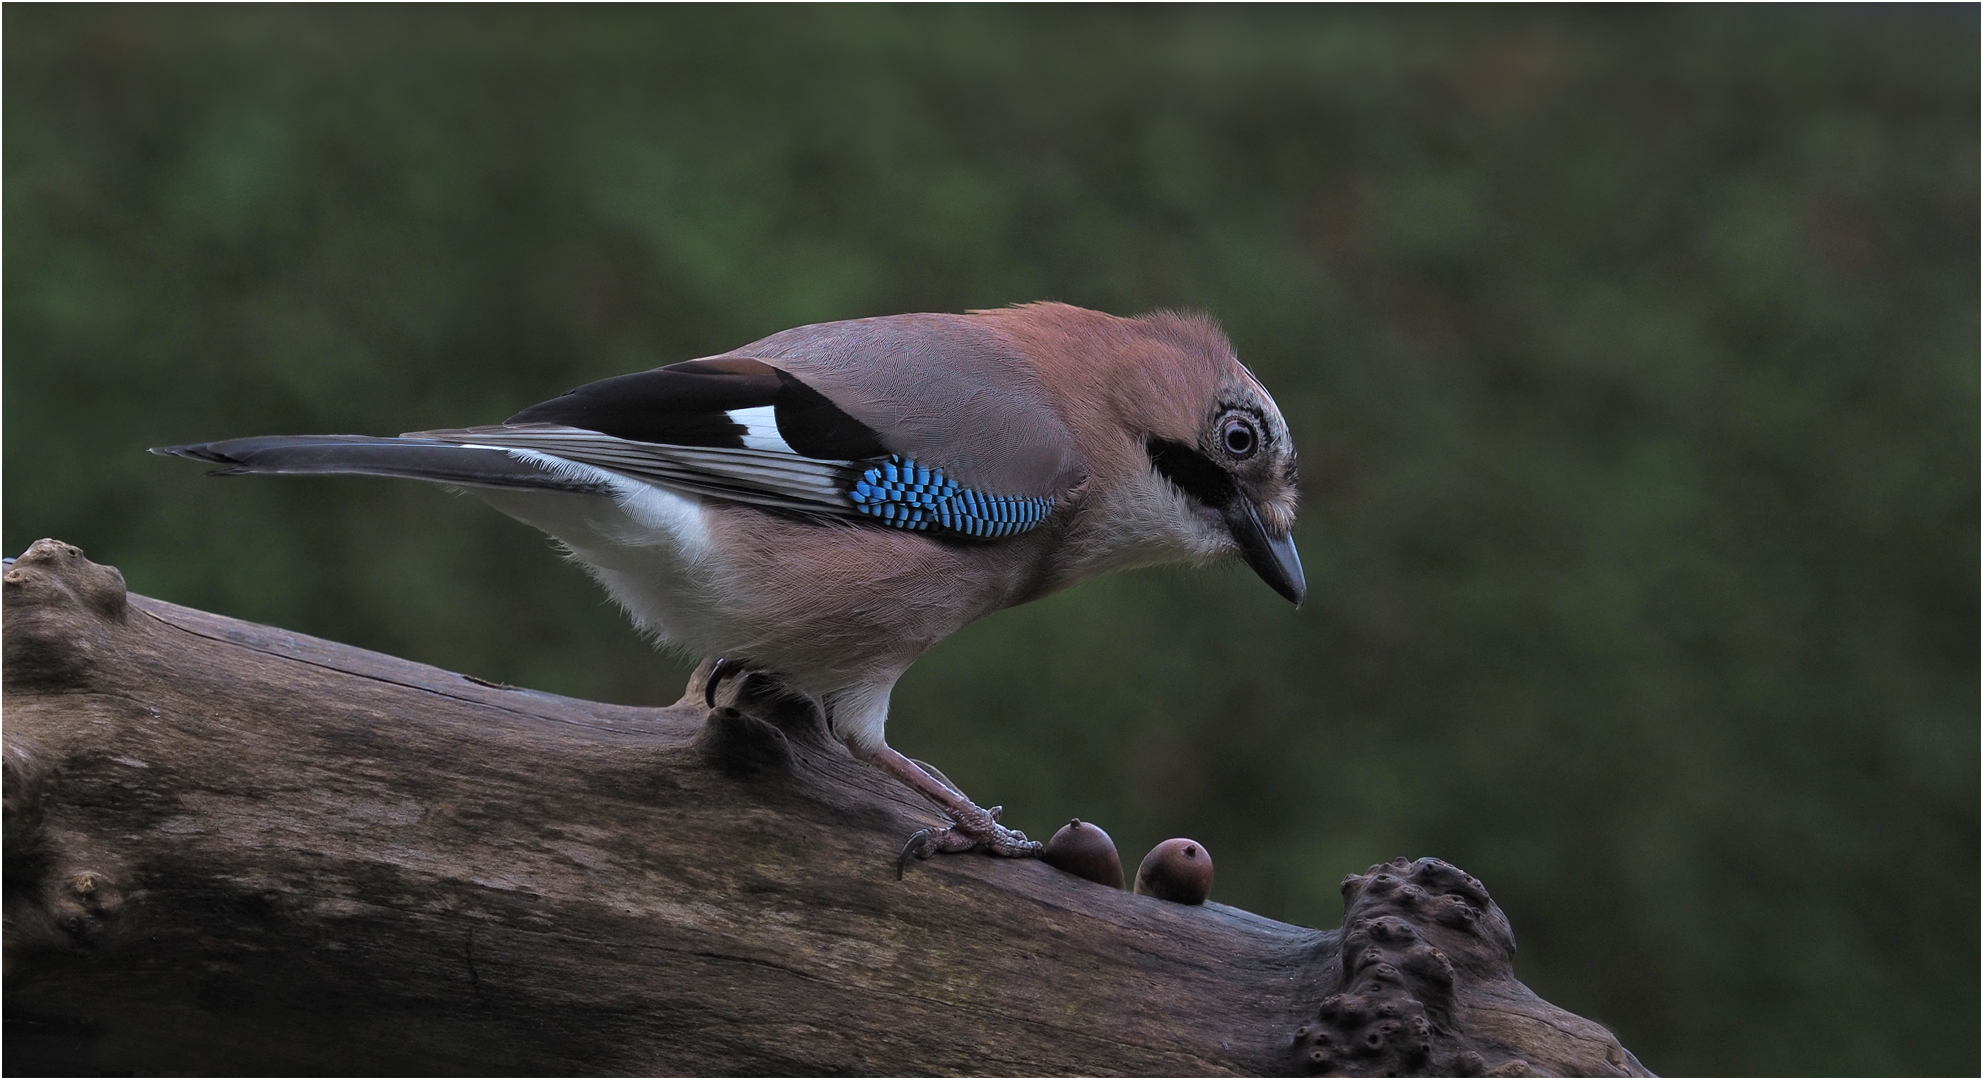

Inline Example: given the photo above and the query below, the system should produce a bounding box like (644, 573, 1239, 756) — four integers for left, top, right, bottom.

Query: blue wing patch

(848, 456, 1055, 539)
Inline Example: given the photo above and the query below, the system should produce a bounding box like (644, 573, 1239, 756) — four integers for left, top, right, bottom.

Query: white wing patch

(725, 406, 794, 453)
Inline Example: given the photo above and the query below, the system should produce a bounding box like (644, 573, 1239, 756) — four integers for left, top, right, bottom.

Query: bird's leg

(870, 746, 1042, 876)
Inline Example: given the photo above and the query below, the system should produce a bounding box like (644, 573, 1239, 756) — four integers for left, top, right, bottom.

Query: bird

(154, 302, 1304, 870)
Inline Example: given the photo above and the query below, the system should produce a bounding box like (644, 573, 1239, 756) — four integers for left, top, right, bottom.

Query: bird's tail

(150, 435, 612, 495)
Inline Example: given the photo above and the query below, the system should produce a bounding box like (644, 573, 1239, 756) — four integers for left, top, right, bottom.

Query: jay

(156, 303, 1304, 867)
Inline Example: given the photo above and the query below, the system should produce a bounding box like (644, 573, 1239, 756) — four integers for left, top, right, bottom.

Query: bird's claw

(705, 656, 748, 708)
(896, 829, 939, 878)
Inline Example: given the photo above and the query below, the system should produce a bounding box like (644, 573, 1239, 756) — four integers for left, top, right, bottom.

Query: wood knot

(1338, 856, 1515, 976)
(3, 540, 129, 690)
(45, 867, 126, 953)
(5, 539, 128, 621)
(693, 706, 794, 780)
(1296, 858, 1539, 1076)
(682, 659, 828, 748)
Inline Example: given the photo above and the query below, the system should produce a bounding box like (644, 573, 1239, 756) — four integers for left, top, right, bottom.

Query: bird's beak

(1224, 496, 1306, 607)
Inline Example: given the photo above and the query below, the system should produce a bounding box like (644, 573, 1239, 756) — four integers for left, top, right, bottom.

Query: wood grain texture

(2, 539, 1650, 1077)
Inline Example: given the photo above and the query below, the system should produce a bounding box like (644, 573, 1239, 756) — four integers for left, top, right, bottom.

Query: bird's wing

(720, 314, 1084, 499)
(159, 347, 1062, 537)
(496, 356, 887, 460)
(409, 423, 860, 518)
(414, 350, 1063, 536)
(407, 356, 873, 518)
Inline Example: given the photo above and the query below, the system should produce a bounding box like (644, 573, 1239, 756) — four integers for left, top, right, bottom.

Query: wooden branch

(2, 539, 1651, 1077)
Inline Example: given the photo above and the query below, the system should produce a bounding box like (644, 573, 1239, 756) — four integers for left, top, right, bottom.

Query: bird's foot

(868, 745, 1042, 877)
(895, 802, 1042, 878)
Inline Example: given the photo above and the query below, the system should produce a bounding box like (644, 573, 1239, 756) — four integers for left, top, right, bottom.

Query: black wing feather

(765, 367, 888, 459)
(506, 357, 886, 459)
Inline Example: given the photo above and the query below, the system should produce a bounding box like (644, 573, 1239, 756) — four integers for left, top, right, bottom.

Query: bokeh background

(6, 7, 1976, 1074)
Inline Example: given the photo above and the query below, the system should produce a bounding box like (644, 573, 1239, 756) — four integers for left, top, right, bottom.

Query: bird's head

(983, 304, 1305, 606)
(1142, 366, 1305, 607)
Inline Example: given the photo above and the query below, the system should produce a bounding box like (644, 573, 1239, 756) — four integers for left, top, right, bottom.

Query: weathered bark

(2, 538, 1650, 1077)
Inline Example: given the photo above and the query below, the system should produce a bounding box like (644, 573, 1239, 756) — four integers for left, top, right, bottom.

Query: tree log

(2, 538, 1651, 1077)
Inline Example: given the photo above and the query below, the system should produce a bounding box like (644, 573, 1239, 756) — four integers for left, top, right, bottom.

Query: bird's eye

(1220, 416, 1258, 459)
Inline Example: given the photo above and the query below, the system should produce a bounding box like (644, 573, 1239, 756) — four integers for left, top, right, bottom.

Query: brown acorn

(1134, 838, 1213, 905)
(1041, 818, 1125, 889)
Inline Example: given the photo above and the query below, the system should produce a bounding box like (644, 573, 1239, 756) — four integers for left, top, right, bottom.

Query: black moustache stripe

(1147, 436, 1236, 508)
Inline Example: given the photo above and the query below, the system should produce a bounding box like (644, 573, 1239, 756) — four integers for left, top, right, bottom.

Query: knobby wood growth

(3, 539, 1651, 1076)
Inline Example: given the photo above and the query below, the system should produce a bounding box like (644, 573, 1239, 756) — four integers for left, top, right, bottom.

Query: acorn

(1040, 818, 1125, 889)
(1134, 838, 1213, 905)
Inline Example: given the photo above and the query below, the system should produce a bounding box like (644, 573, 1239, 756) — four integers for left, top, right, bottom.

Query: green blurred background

(6, 7, 1976, 1074)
